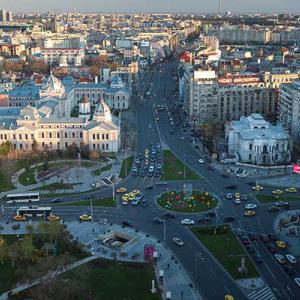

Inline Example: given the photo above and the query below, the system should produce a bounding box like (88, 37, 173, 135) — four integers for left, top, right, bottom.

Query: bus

(6, 192, 40, 204)
(16, 206, 51, 218)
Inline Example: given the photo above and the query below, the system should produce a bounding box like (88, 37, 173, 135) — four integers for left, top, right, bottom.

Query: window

(19, 143, 23, 150)
(25, 134, 28, 140)
(80, 132, 83, 138)
(249, 154, 252, 160)
(102, 144, 105, 150)
(249, 144, 253, 150)
(19, 134, 22, 140)
(72, 132, 75, 138)
(102, 133, 105, 140)
(49, 133, 52, 138)
(41, 132, 44, 138)
(93, 144, 96, 150)
(106, 134, 109, 140)
(65, 132, 68, 138)
(13, 134, 16, 139)
(106, 143, 109, 150)
(57, 132, 60, 138)
(93, 134, 96, 140)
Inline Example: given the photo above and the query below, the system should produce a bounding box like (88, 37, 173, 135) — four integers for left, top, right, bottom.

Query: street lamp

(183, 154, 186, 180)
(162, 219, 167, 248)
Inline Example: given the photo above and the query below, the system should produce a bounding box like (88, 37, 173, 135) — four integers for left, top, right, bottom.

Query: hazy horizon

(0, 0, 299, 14)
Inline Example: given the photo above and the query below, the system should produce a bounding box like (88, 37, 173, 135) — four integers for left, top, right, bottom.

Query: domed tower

(93, 96, 112, 122)
(79, 95, 90, 118)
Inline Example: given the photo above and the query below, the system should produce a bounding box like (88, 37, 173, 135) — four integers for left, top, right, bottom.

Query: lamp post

(162, 219, 167, 248)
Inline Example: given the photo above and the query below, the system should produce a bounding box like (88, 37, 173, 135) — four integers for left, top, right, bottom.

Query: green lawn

(34, 182, 79, 191)
(162, 150, 201, 180)
(192, 225, 259, 279)
(19, 167, 37, 185)
(119, 156, 133, 178)
(0, 170, 15, 192)
(64, 260, 160, 300)
(255, 193, 300, 204)
(93, 164, 112, 176)
(157, 190, 217, 213)
(57, 197, 115, 207)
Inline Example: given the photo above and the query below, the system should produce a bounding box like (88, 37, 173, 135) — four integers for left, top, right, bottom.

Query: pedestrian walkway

(247, 286, 276, 300)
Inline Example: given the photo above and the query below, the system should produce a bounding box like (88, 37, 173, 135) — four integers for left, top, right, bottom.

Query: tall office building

(6, 11, 13, 22)
(0, 9, 6, 22)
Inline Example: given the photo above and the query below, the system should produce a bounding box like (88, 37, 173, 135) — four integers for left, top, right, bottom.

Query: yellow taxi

(252, 185, 263, 192)
(244, 210, 256, 217)
(13, 215, 26, 221)
(80, 214, 92, 221)
(286, 187, 297, 193)
(225, 296, 234, 300)
(128, 194, 136, 201)
(234, 192, 240, 199)
(272, 189, 283, 195)
(47, 214, 60, 221)
(131, 190, 140, 196)
(276, 240, 287, 249)
(122, 193, 130, 201)
(116, 187, 127, 193)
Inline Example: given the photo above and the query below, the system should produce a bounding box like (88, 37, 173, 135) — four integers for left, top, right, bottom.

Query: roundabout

(157, 189, 218, 213)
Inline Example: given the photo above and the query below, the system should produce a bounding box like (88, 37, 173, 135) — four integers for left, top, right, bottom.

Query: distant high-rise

(0, 9, 6, 22)
(6, 11, 13, 22)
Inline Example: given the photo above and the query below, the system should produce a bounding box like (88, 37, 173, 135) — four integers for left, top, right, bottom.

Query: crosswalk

(247, 287, 276, 300)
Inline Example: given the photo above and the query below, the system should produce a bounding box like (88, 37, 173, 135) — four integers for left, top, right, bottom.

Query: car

(116, 187, 127, 193)
(226, 193, 233, 199)
(132, 190, 140, 196)
(50, 198, 61, 203)
(241, 195, 248, 201)
(248, 233, 258, 241)
(206, 212, 216, 218)
(122, 220, 133, 227)
(122, 194, 130, 201)
(148, 124, 152, 128)
(276, 240, 288, 249)
(294, 277, 300, 288)
(272, 189, 284, 195)
(128, 194, 136, 201)
(198, 159, 205, 164)
(254, 254, 262, 264)
(252, 185, 264, 192)
(275, 201, 289, 209)
(172, 237, 184, 246)
(245, 204, 257, 210)
(286, 254, 297, 264)
(246, 245, 255, 254)
(268, 205, 280, 213)
(260, 235, 270, 243)
(224, 295, 234, 300)
(274, 254, 286, 264)
(122, 199, 128, 205)
(241, 238, 251, 245)
(283, 266, 295, 276)
(266, 244, 277, 253)
(145, 185, 154, 190)
(234, 192, 240, 199)
(162, 213, 175, 219)
(181, 218, 194, 225)
(226, 185, 236, 190)
(223, 216, 235, 222)
(47, 214, 60, 221)
(132, 166, 138, 172)
(13, 215, 26, 221)
(80, 214, 92, 221)
(235, 199, 241, 204)
(244, 210, 256, 217)
(286, 187, 297, 193)
(198, 217, 211, 224)
(153, 217, 164, 224)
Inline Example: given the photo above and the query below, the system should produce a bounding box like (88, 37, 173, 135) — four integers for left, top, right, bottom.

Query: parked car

(274, 254, 286, 264)
(226, 193, 233, 199)
(286, 254, 297, 264)
(283, 266, 295, 276)
(223, 216, 235, 222)
(254, 254, 262, 264)
(294, 277, 300, 288)
(245, 204, 257, 210)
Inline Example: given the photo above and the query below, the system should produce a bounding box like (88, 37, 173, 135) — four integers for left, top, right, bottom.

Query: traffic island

(157, 190, 217, 213)
(192, 225, 259, 279)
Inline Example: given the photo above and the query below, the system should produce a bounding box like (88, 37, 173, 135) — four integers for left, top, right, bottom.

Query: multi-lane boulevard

(2, 59, 300, 300)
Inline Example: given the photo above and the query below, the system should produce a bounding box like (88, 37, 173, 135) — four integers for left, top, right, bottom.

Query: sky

(0, 0, 299, 14)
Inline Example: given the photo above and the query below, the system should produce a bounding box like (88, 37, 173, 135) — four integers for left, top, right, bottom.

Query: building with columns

(0, 96, 120, 153)
(226, 114, 292, 165)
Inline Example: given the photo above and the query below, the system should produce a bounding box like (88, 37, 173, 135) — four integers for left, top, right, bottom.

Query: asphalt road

(2, 59, 300, 299)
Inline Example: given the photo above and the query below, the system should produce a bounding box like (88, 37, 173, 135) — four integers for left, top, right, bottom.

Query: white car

(294, 277, 300, 288)
(235, 199, 241, 204)
(181, 218, 194, 225)
(226, 193, 233, 199)
(245, 204, 257, 210)
(198, 159, 205, 164)
(286, 254, 297, 264)
(172, 237, 184, 246)
(274, 254, 286, 264)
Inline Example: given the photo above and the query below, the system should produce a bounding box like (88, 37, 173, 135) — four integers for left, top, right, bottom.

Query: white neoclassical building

(225, 114, 292, 165)
(0, 96, 120, 153)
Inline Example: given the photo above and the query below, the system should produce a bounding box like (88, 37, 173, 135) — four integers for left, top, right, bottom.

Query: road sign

(293, 164, 300, 173)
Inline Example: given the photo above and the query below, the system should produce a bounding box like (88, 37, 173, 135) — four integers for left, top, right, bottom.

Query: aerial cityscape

(0, 1, 300, 299)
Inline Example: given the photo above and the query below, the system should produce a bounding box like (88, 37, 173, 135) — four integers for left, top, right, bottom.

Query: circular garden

(157, 190, 218, 213)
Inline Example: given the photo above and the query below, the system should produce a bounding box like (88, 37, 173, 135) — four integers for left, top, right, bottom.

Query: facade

(263, 72, 300, 89)
(41, 37, 85, 67)
(218, 85, 276, 122)
(278, 81, 300, 141)
(0, 98, 120, 153)
(183, 69, 218, 125)
(226, 114, 292, 165)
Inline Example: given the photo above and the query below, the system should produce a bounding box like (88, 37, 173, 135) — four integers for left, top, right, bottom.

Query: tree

(20, 235, 35, 262)
(48, 222, 63, 244)
(89, 65, 100, 77)
(89, 150, 99, 161)
(8, 242, 20, 268)
(67, 142, 79, 159)
(0, 141, 12, 156)
(3, 61, 24, 73)
(0, 238, 8, 264)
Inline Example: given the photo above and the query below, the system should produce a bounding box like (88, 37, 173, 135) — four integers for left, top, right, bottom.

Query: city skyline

(0, 0, 299, 14)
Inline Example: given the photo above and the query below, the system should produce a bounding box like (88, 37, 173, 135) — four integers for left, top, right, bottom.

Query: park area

(162, 150, 201, 181)
(157, 190, 217, 213)
(255, 193, 300, 204)
(192, 225, 259, 279)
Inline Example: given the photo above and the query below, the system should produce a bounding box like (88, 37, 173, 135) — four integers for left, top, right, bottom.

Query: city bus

(6, 192, 40, 204)
(15, 206, 51, 218)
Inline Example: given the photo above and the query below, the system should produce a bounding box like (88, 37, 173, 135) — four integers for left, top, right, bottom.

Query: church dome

(93, 96, 112, 122)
